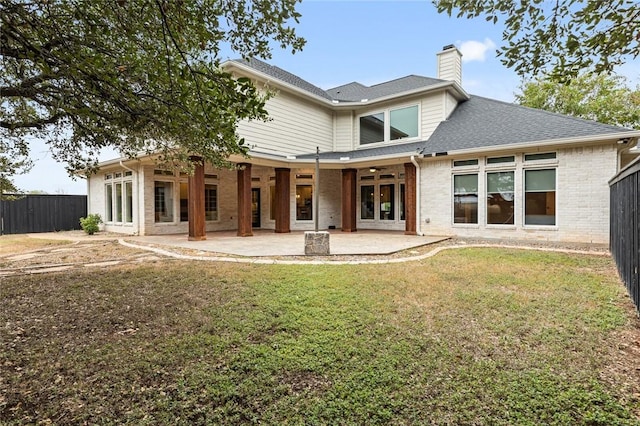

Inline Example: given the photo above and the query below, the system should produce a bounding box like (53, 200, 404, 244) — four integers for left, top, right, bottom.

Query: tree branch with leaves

(516, 73, 640, 129)
(1, 0, 305, 176)
(434, 0, 639, 80)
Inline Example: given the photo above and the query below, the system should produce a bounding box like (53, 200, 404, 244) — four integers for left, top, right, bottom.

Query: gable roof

(230, 58, 637, 162)
(326, 75, 445, 102)
(231, 58, 449, 102)
(421, 96, 637, 155)
(232, 58, 333, 101)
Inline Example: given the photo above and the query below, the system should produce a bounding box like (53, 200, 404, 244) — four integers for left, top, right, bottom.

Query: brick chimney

(437, 44, 462, 86)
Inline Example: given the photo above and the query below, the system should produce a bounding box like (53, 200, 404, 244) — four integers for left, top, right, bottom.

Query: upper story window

(359, 105, 419, 145)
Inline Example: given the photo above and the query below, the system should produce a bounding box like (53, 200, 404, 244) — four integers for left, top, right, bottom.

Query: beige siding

(421, 94, 444, 142)
(419, 143, 618, 243)
(437, 50, 462, 85)
(334, 110, 354, 152)
(237, 90, 333, 156)
(445, 92, 458, 119)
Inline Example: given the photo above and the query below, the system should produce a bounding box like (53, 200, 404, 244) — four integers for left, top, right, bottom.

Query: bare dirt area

(0, 235, 169, 276)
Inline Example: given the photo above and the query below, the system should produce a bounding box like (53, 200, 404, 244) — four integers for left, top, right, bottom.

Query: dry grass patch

(0, 235, 71, 256)
(1, 248, 638, 425)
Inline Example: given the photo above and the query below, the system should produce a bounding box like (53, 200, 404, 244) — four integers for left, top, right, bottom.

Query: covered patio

(135, 229, 447, 257)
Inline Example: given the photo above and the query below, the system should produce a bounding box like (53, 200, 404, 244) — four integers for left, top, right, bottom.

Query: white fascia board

(430, 131, 640, 158)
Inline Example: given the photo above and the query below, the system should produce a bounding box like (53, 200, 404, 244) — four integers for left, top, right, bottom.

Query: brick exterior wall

(418, 143, 618, 243)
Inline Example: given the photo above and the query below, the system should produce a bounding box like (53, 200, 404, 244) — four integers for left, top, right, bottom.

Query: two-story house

(88, 45, 640, 244)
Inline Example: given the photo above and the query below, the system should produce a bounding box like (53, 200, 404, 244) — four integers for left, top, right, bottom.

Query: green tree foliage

(0, 0, 305, 175)
(0, 139, 31, 197)
(516, 73, 640, 129)
(434, 0, 639, 80)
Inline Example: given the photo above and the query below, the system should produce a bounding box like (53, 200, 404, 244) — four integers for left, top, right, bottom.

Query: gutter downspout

(119, 160, 139, 235)
(410, 155, 424, 236)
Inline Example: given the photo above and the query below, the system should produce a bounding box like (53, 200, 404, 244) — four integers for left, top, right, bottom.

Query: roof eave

(222, 60, 333, 107)
(242, 150, 423, 169)
(423, 131, 640, 158)
(223, 60, 470, 109)
(331, 81, 470, 109)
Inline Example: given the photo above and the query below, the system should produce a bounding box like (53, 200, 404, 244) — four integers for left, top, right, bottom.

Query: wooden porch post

(404, 162, 417, 235)
(188, 156, 206, 241)
(275, 168, 290, 233)
(237, 163, 253, 237)
(341, 168, 357, 232)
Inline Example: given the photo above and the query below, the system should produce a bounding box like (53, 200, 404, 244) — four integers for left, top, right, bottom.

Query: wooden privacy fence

(609, 157, 640, 314)
(0, 194, 87, 235)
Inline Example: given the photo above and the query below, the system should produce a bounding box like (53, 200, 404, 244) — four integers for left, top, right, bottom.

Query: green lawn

(1, 248, 638, 425)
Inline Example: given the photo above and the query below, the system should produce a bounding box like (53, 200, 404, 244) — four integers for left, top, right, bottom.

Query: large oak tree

(1, 0, 305, 177)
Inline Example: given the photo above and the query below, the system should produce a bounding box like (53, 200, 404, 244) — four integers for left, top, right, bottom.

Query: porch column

(188, 156, 206, 241)
(404, 162, 417, 235)
(275, 168, 291, 233)
(341, 168, 357, 232)
(237, 163, 253, 237)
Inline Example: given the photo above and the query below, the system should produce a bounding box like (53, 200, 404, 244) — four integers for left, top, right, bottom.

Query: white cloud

(458, 38, 497, 63)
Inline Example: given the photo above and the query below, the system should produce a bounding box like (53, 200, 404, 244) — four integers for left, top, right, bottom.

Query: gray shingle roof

(421, 96, 635, 155)
(233, 58, 333, 100)
(234, 59, 635, 160)
(234, 58, 445, 102)
(326, 75, 445, 102)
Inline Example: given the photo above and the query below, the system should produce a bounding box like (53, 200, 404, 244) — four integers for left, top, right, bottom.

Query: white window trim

(104, 172, 133, 225)
(154, 179, 177, 225)
(451, 172, 480, 227)
(357, 103, 421, 148)
(522, 167, 558, 229)
(485, 170, 516, 227)
(357, 170, 405, 223)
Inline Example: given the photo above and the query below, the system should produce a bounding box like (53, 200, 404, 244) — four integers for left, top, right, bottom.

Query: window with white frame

(105, 183, 113, 222)
(453, 174, 478, 224)
(124, 181, 133, 223)
(524, 169, 556, 226)
(380, 183, 395, 221)
(359, 105, 419, 145)
(487, 171, 514, 225)
(104, 172, 133, 224)
(360, 184, 375, 220)
(154, 181, 174, 223)
(358, 172, 405, 222)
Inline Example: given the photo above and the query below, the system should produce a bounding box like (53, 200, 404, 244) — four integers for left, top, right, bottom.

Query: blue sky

(13, 0, 639, 194)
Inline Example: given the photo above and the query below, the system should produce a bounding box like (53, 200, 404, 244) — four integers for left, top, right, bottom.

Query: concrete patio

(135, 230, 448, 257)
